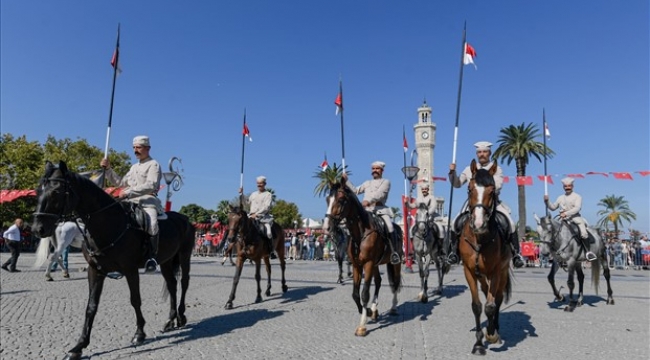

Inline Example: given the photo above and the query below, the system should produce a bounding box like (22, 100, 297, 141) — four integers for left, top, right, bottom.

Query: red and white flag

(334, 92, 343, 115)
(544, 122, 551, 140)
(403, 131, 408, 153)
(243, 122, 252, 142)
(320, 154, 329, 171)
(463, 42, 477, 69)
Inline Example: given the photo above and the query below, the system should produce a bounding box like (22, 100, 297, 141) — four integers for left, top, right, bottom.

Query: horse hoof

(576, 301, 583, 307)
(355, 327, 367, 337)
(388, 308, 398, 316)
(556, 295, 565, 302)
(371, 309, 379, 321)
(255, 296, 263, 304)
(178, 315, 187, 327)
(564, 305, 575, 312)
(225, 302, 234, 310)
(63, 273, 70, 279)
(131, 333, 145, 345)
(282, 285, 288, 293)
(485, 332, 500, 344)
(472, 345, 487, 355)
(163, 320, 175, 332)
(45, 276, 53, 282)
(337, 278, 343, 284)
(265, 290, 271, 297)
(607, 298, 615, 305)
(63, 352, 82, 360)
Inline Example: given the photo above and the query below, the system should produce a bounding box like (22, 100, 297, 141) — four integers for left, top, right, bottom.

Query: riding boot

(581, 237, 597, 261)
(387, 231, 401, 265)
(144, 233, 159, 273)
(446, 231, 460, 265)
(510, 233, 525, 268)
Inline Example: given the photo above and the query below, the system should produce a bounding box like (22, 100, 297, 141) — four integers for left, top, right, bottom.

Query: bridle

(413, 208, 431, 239)
(467, 181, 496, 220)
(326, 187, 348, 228)
(33, 176, 78, 222)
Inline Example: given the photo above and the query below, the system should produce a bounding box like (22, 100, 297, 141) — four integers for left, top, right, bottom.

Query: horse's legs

(337, 255, 344, 284)
(351, 263, 363, 314)
(254, 260, 263, 303)
(417, 253, 429, 303)
(225, 256, 245, 309)
(547, 260, 565, 302)
(263, 256, 272, 297)
(565, 262, 577, 312)
(159, 260, 179, 332)
(355, 261, 375, 337)
(275, 235, 288, 293)
(370, 267, 383, 320)
(386, 263, 400, 315)
(65, 266, 106, 360)
(177, 251, 191, 326)
(463, 265, 485, 355)
(123, 270, 147, 345)
(575, 265, 585, 306)
(485, 268, 508, 345)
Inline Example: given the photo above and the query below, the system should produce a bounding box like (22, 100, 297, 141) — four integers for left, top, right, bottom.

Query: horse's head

(225, 204, 247, 243)
(32, 161, 79, 238)
(322, 181, 347, 234)
(467, 159, 497, 234)
(535, 213, 559, 256)
(413, 203, 430, 237)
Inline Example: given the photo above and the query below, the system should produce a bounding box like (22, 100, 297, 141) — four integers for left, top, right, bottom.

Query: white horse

(35, 220, 85, 281)
(410, 204, 449, 302)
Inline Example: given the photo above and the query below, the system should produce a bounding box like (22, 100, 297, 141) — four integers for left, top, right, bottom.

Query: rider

(448, 141, 525, 268)
(405, 181, 442, 238)
(544, 177, 596, 261)
(342, 161, 402, 265)
(239, 175, 275, 252)
(101, 135, 162, 273)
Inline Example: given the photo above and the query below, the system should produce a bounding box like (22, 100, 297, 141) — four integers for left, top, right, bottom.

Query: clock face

(421, 131, 429, 139)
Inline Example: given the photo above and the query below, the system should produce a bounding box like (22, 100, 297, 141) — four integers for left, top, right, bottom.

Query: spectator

(2, 218, 24, 272)
(290, 233, 298, 260)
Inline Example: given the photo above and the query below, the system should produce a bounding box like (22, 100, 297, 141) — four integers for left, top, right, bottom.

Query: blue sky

(2, 1, 648, 234)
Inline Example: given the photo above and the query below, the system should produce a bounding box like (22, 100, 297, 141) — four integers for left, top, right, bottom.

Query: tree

(178, 203, 213, 224)
(492, 122, 555, 239)
(215, 200, 231, 224)
(270, 199, 301, 229)
(596, 194, 636, 239)
(312, 163, 349, 198)
(391, 206, 402, 223)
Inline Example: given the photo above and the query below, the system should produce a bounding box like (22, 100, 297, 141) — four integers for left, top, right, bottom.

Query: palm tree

(312, 163, 349, 198)
(596, 194, 636, 239)
(215, 200, 231, 224)
(492, 122, 555, 239)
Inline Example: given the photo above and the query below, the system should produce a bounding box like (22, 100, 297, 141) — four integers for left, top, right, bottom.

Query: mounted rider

(405, 181, 443, 239)
(544, 177, 596, 261)
(101, 135, 162, 273)
(239, 175, 275, 252)
(448, 141, 525, 268)
(342, 161, 402, 265)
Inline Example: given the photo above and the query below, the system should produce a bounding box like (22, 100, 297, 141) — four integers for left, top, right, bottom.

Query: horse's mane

(474, 168, 495, 187)
(337, 182, 370, 227)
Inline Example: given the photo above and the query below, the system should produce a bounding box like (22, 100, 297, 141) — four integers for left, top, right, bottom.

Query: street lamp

(162, 157, 184, 212)
(401, 162, 419, 272)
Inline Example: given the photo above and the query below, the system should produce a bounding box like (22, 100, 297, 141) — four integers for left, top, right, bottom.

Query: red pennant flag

(544, 122, 551, 140)
(334, 92, 342, 115)
(537, 175, 554, 184)
(243, 122, 252, 142)
(586, 171, 608, 177)
(432, 176, 447, 182)
(402, 131, 408, 153)
(463, 42, 477, 69)
(611, 172, 633, 180)
(567, 173, 585, 179)
(320, 154, 329, 171)
(516, 176, 533, 186)
(637, 171, 650, 177)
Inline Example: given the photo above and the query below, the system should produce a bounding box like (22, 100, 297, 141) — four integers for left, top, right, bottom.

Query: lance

(239, 108, 248, 206)
(102, 23, 120, 187)
(335, 77, 346, 173)
(543, 108, 550, 217)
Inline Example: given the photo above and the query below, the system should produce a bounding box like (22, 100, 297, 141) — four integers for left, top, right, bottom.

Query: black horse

(31, 161, 195, 360)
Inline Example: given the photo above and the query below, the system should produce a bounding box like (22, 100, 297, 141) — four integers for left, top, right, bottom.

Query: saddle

(563, 221, 595, 244)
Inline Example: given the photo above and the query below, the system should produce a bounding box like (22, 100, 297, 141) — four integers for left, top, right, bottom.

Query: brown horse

(223, 205, 288, 309)
(322, 178, 402, 337)
(459, 160, 513, 355)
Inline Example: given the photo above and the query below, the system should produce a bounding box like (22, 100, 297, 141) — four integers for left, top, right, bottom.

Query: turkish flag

(516, 176, 533, 186)
(611, 172, 633, 180)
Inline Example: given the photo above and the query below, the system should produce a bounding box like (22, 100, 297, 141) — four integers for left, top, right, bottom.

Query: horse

(34, 220, 85, 281)
(322, 178, 403, 337)
(458, 160, 513, 355)
(410, 203, 449, 303)
(223, 205, 288, 309)
(329, 222, 352, 284)
(535, 213, 614, 310)
(31, 161, 195, 360)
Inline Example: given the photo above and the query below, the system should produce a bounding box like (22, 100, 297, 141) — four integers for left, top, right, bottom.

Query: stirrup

(390, 252, 401, 265)
(446, 253, 459, 265)
(144, 258, 158, 273)
(106, 271, 123, 280)
(585, 252, 597, 262)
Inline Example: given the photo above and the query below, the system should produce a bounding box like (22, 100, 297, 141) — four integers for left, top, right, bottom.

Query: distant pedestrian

(2, 218, 24, 273)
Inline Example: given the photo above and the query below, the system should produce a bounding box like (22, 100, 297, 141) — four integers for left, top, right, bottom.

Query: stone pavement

(1, 253, 648, 359)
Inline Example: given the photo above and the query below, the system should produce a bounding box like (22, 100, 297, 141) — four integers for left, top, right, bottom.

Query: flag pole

(543, 108, 550, 217)
(337, 77, 346, 173)
(402, 125, 412, 271)
(239, 108, 247, 205)
(102, 23, 120, 187)
(444, 22, 468, 260)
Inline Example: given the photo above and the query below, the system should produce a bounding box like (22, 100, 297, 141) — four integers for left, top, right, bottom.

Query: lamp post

(401, 162, 419, 273)
(162, 157, 184, 212)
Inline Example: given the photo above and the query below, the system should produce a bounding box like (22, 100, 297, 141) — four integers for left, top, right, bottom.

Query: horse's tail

(591, 256, 601, 296)
(160, 254, 182, 301)
(34, 236, 52, 268)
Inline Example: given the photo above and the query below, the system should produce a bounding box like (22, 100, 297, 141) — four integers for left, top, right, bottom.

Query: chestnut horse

(459, 160, 513, 355)
(31, 161, 195, 360)
(322, 178, 402, 337)
(223, 205, 288, 309)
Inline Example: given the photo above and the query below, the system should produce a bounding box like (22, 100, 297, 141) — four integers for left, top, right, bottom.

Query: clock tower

(413, 100, 436, 195)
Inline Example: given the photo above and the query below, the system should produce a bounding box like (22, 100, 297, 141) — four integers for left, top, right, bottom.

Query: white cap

(421, 182, 430, 189)
(371, 161, 386, 169)
(133, 135, 150, 147)
(561, 177, 575, 186)
(256, 176, 267, 183)
(474, 141, 492, 151)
